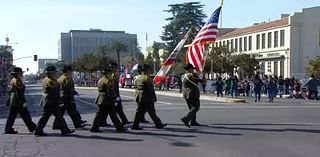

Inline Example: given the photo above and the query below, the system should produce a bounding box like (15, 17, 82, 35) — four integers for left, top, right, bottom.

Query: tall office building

(58, 29, 137, 63)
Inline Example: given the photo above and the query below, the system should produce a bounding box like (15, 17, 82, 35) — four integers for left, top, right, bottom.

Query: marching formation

(4, 63, 202, 136)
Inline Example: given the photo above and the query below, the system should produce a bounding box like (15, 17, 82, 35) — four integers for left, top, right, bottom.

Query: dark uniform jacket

(95, 76, 116, 106)
(58, 74, 77, 103)
(40, 77, 61, 107)
(8, 77, 26, 107)
(112, 74, 120, 97)
(182, 72, 201, 99)
(134, 74, 157, 103)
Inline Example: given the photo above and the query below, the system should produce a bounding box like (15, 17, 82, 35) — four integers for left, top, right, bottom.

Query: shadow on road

(167, 123, 243, 136)
(208, 123, 320, 134)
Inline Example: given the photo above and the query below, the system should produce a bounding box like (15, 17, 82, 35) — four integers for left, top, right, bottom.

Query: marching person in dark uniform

(52, 65, 87, 130)
(34, 65, 74, 136)
(5, 67, 36, 134)
(131, 64, 167, 130)
(181, 64, 202, 127)
(90, 66, 126, 133)
(101, 63, 132, 125)
(134, 65, 149, 123)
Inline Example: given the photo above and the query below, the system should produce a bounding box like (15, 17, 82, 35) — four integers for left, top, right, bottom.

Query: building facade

(216, 6, 320, 79)
(58, 29, 137, 63)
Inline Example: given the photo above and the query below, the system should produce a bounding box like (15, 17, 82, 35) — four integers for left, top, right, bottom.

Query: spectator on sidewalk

(253, 74, 263, 102)
(278, 76, 285, 98)
(231, 76, 239, 98)
(201, 77, 207, 93)
(224, 77, 231, 96)
(304, 74, 319, 100)
(216, 77, 224, 97)
(267, 77, 277, 103)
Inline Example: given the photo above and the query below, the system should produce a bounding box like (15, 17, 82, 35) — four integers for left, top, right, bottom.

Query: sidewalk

(76, 86, 246, 103)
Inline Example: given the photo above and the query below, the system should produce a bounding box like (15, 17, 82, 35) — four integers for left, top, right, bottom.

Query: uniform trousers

(91, 103, 123, 131)
(35, 105, 70, 134)
(5, 105, 36, 132)
(132, 101, 162, 128)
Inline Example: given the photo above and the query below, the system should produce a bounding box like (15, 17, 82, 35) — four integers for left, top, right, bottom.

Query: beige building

(216, 6, 320, 79)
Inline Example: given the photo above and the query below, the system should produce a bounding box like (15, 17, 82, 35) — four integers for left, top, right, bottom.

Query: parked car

(119, 74, 134, 88)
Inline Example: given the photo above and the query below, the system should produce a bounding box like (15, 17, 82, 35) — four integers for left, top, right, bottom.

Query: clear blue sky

(1, 0, 319, 74)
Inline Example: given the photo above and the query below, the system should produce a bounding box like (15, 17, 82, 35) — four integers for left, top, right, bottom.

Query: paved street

(1, 83, 320, 157)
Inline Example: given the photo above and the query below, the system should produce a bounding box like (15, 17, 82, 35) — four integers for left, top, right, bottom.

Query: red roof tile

(218, 17, 289, 39)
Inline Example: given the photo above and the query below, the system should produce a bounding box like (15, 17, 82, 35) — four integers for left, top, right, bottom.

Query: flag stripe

(186, 6, 221, 71)
(154, 29, 192, 85)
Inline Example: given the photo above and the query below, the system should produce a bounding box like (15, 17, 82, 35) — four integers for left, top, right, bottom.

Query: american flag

(186, 6, 222, 71)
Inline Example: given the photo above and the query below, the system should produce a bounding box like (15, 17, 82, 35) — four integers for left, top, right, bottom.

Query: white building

(216, 6, 320, 79)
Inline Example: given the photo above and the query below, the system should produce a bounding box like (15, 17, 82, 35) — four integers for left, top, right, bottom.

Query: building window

(262, 33, 266, 49)
(249, 36, 252, 50)
(267, 61, 272, 72)
(280, 30, 285, 47)
(231, 39, 234, 51)
(319, 28, 320, 46)
(227, 40, 230, 50)
(235, 38, 238, 52)
(274, 61, 278, 77)
(239, 38, 242, 52)
(256, 34, 260, 50)
(267, 32, 272, 48)
(244, 37, 247, 51)
(274, 31, 279, 48)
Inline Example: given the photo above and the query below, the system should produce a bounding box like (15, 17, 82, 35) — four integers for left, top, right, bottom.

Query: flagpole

(145, 32, 148, 57)
(200, 0, 224, 76)
(220, 0, 224, 28)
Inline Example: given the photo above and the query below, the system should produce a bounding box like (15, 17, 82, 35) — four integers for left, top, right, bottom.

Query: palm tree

(111, 41, 127, 74)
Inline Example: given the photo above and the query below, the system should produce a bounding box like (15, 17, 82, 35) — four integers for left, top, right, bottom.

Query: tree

(95, 44, 116, 70)
(73, 53, 100, 80)
(161, 2, 206, 61)
(204, 45, 233, 75)
(307, 56, 320, 78)
(111, 41, 127, 74)
(231, 54, 259, 78)
(152, 42, 162, 72)
(144, 52, 154, 66)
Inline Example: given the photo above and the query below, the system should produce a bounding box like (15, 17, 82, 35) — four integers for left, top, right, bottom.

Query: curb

(76, 86, 246, 103)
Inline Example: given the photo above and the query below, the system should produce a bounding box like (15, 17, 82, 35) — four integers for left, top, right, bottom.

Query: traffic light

(33, 55, 37, 61)
(27, 68, 29, 71)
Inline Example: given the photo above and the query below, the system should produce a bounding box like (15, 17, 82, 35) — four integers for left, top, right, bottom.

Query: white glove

(114, 102, 118, 107)
(116, 96, 121, 102)
(23, 103, 28, 108)
(59, 103, 64, 107)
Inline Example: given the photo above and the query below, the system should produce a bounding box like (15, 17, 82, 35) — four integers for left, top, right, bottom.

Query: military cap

(141, 64, 152, 71)
(183, 64, 195, 70)
(62, 64, 72, 73)
(11, 67, 24, 75)
(102, 67, 113, 74)
(45, 65, 57, 74)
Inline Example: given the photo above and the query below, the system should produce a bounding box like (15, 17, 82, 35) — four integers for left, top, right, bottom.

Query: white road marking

(156, 101, 172, 105)
(75, 98, 96, 107)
